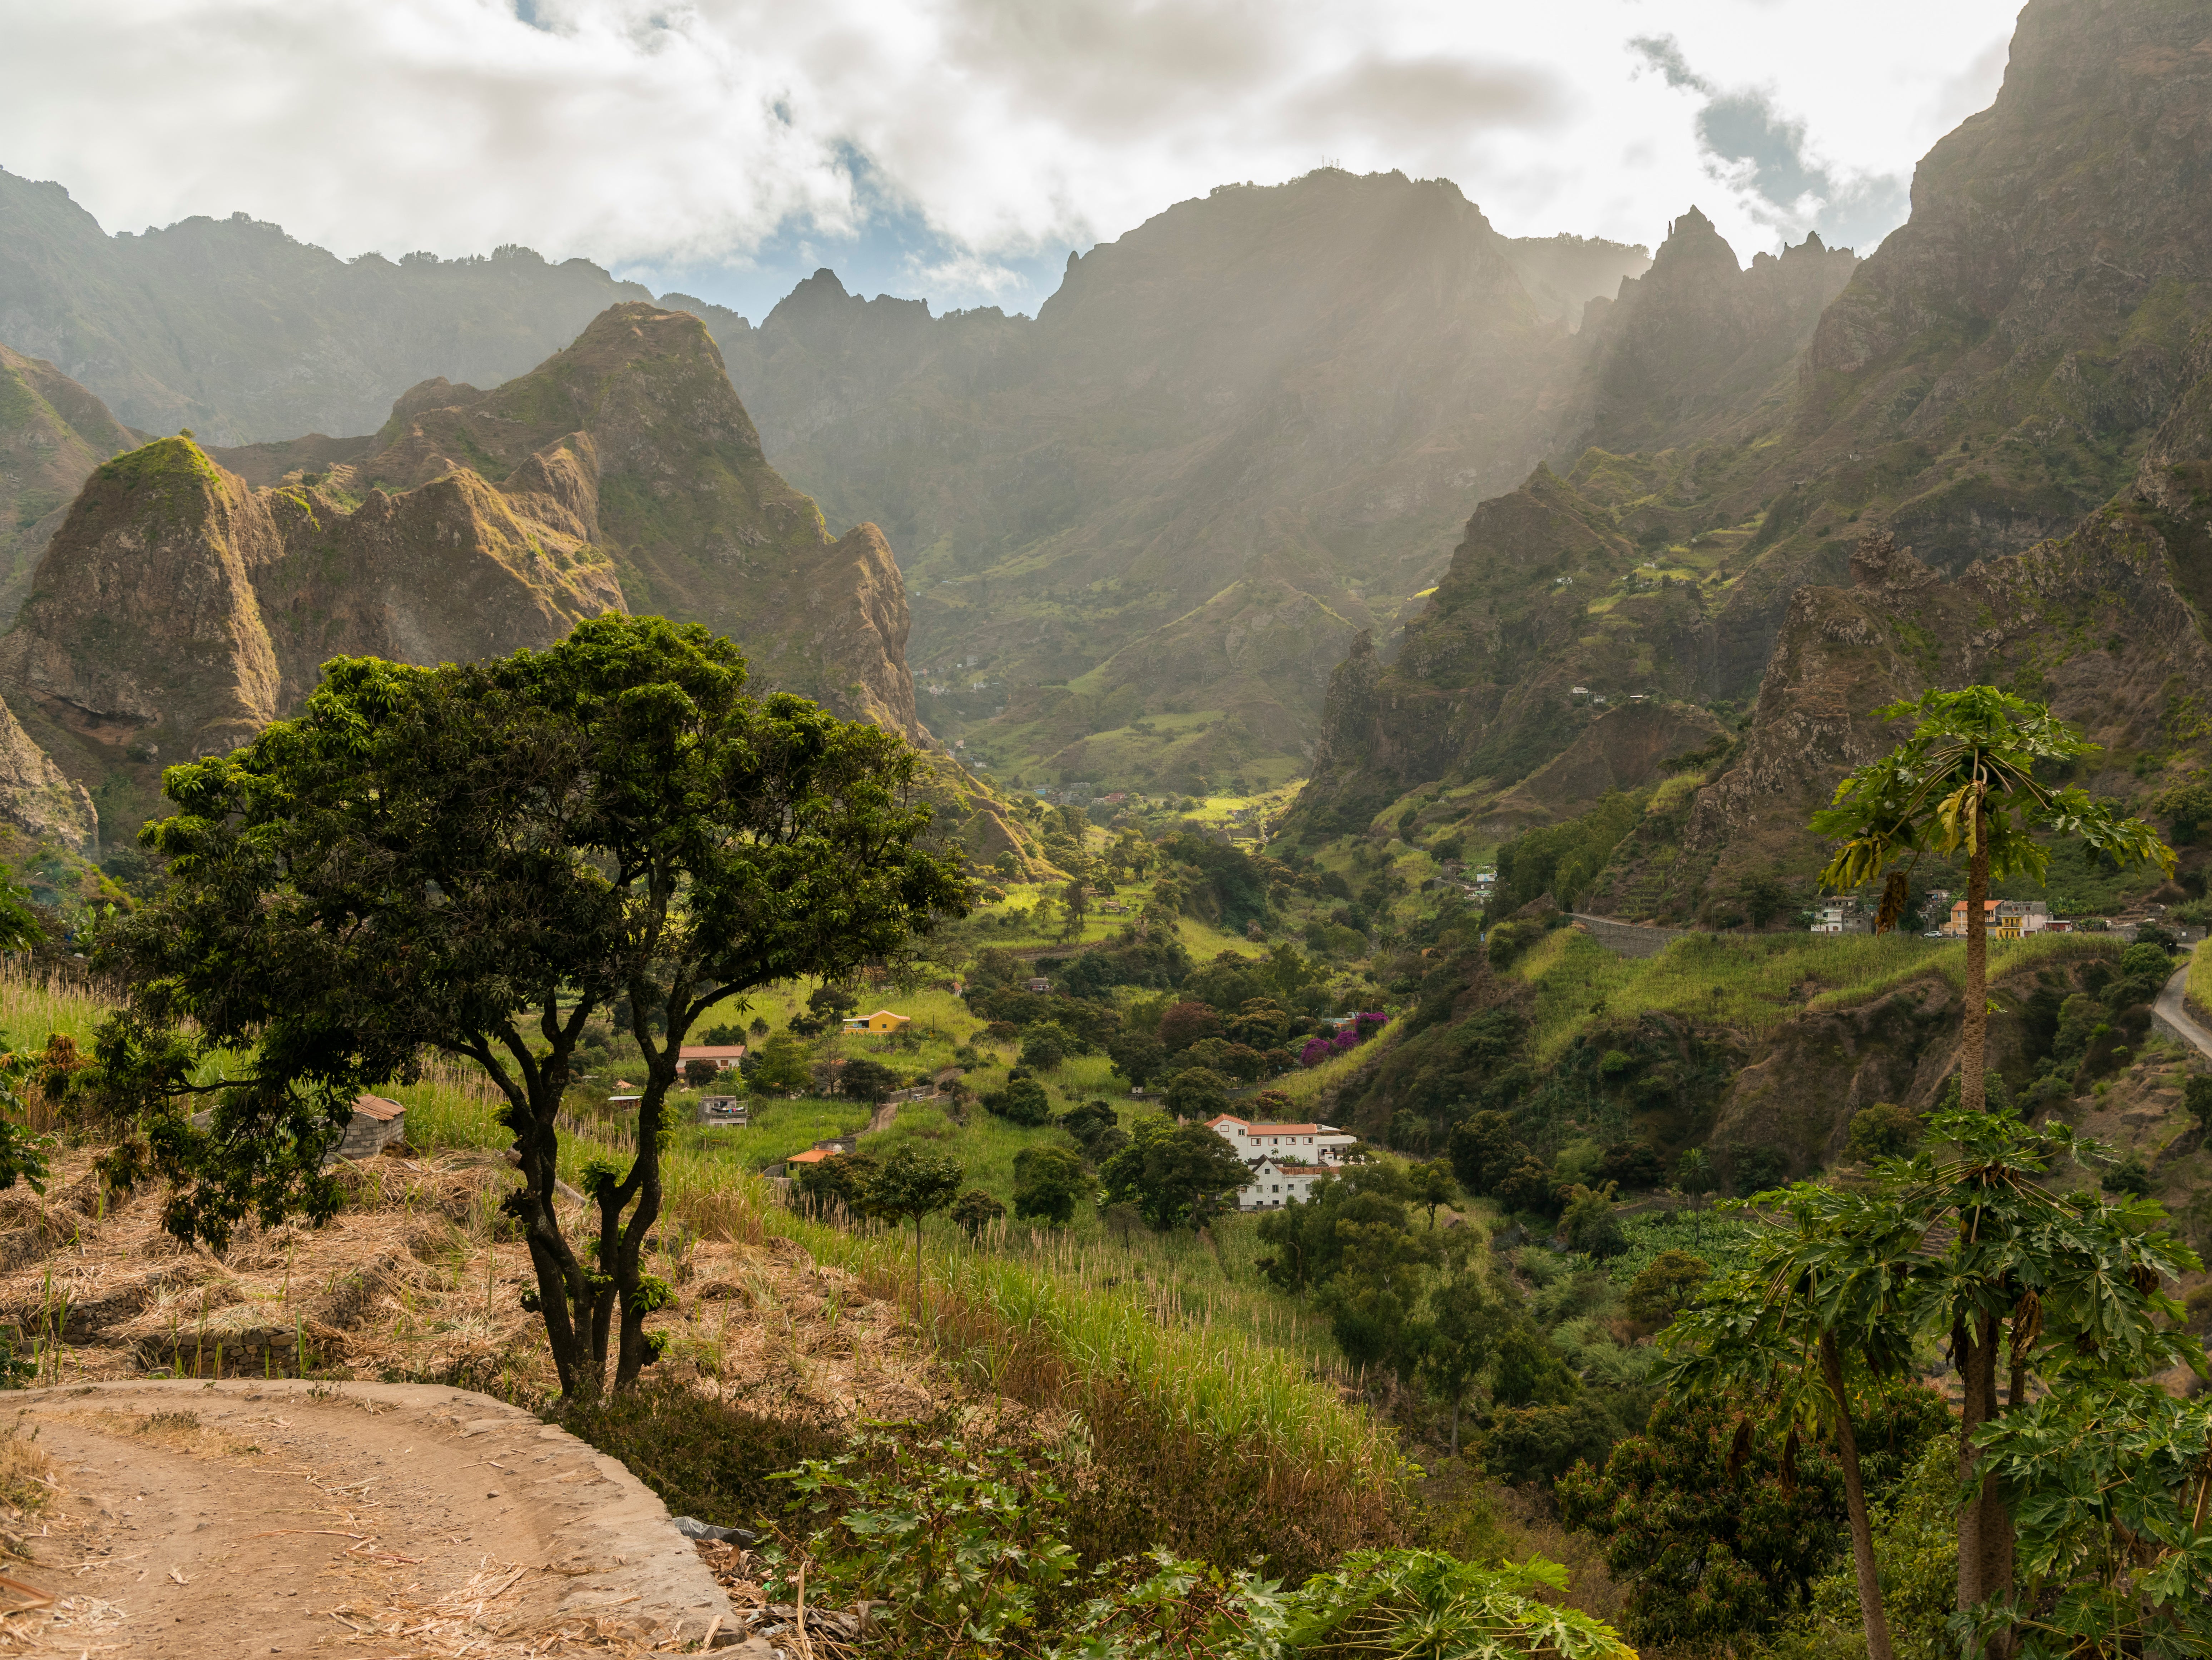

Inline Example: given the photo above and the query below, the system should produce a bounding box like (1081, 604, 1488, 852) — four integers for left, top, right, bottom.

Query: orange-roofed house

(678, 1044, 747, 1071)
(1206, 1114, 1357, 1166)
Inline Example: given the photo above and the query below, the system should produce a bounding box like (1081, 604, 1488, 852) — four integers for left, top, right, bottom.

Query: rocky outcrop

(1285, 462, 1720, 840)
(0, 304, 924, 842)
(1484, 701, 1727, 831)
(347, 304, 920, 740)
(1684, 497, 2212, 885)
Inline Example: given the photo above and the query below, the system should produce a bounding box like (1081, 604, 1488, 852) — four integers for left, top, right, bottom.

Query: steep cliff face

(346, 304, 918, 739)
(0, 431, 623, 838)
(1702, 0, 2212, 671)
(717, 169, 1649, 787)
(0, 342, 133, 623)
(0, 304, 924, 843)
(1566, 210, 1858, 455)
(1681, 488, 2212, 892)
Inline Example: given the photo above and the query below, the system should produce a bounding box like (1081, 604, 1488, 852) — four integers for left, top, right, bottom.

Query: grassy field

(1511, 925, 2125, 1062)
(2191, 937, 2212, 1026)
(397, 1052, 1404, 1566)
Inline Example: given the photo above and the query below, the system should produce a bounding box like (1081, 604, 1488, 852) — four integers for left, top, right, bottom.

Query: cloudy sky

(1, 0, 2020, 322)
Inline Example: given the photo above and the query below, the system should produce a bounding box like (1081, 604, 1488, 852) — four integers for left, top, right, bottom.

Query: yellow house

(842, 1010, 913, 1035)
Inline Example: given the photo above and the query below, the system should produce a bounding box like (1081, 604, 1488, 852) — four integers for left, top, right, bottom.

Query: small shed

(698, 1095, 746, 1125)
(333, 1094, 407, 1161)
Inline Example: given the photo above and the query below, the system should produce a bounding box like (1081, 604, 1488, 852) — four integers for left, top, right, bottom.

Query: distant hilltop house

(1941, 898, 2053, 938)
(841, 1010, 913, 1035)
(1023, 976, 1051, 993)
(678, 1043, 746, 1071)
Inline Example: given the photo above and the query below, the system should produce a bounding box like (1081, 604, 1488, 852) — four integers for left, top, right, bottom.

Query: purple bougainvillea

(1299, 1037, 1334, 1068)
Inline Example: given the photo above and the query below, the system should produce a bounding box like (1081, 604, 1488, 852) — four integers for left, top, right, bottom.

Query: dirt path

(2155, 963, 2212, 1063)
(0, 1380, 733, 1656)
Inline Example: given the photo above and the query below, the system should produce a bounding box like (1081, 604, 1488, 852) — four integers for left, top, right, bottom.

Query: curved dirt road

(2156, 963, 2212, 1063)
(0, 1380, 732, 1657)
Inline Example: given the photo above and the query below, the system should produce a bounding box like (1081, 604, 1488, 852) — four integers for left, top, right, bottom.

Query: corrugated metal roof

(353, 1095, 406, 1123)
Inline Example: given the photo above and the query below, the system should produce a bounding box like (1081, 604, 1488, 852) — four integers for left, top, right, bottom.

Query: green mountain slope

(0, 341, 134, 623)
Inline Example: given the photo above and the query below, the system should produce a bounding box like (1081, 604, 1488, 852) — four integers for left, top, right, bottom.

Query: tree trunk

(1955, 1313, 2015, 1641)
(1963, 794, 1990, 1113)
(1819, 1333, 1895, 1660)
(610, 1064, 668, 1391)
(1450, 1396, 1460, 1460)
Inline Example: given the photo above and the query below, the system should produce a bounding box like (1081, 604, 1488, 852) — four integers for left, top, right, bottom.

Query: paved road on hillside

(2154, 964, 2212, 1062)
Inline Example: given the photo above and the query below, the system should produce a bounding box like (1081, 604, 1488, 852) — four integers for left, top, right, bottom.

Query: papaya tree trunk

(1819, 1333, 1895, 1660)
(1963, 791, 1990, 1113)
(1955, 1313, 2015, 1642)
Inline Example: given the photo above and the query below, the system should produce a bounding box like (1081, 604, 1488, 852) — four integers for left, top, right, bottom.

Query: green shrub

(982, 1077, 1053, 1126)
(1623, 1250, 1710, 1328)
(773, 1428, 1633, 1660)
(1013, 1146, 1089, 1227)
(1846, 1101, 1917, 1161)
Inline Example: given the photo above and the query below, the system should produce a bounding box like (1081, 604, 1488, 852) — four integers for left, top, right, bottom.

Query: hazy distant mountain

(0, 170, 657, 445)
(0, 304, 920, 844)
(708, 169, 1649, 791)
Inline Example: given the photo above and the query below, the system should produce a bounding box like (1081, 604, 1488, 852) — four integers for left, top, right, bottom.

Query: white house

(1206, 1114, 1357, 1165)
(1237, 1156, 1334, 1211)
(1810, 899, 1871, 936)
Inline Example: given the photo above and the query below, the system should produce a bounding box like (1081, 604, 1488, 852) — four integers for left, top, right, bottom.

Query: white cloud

(0, 0, 2020, 316)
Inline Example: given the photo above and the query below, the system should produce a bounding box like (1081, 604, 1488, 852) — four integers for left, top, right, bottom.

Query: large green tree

(1811, 687, 2172, 1117)
(1099, 1116, 1251, 1230)
(94, 615, 966, 1398)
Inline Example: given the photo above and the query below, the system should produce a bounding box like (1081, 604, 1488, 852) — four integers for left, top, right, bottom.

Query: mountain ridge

(0, 304, 925, 847)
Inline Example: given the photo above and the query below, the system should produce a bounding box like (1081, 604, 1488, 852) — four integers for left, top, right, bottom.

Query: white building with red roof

(1205, 1114, 1356, 1166)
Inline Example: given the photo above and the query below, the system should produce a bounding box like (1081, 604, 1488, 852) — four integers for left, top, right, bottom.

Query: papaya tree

(91, 614, 967, 1398)
(1662, 1105, 2203, 1654)
(1811, 687, 2172, 1117)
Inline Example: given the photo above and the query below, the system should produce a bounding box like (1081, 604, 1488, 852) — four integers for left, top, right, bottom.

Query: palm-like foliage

(1811, 687, 2171, 1119)
(1661, 1106, 2206, 1658)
